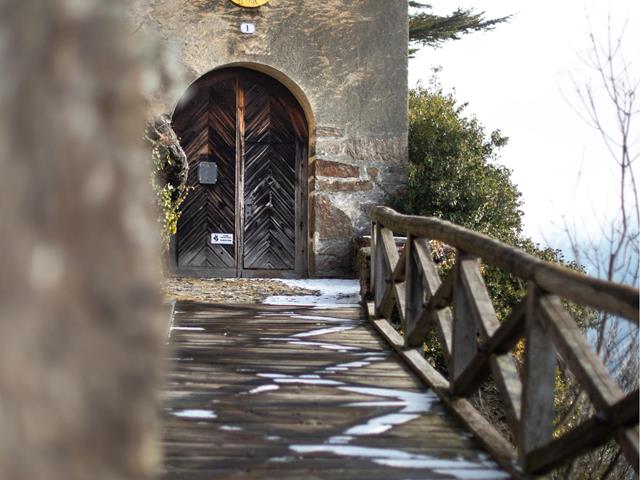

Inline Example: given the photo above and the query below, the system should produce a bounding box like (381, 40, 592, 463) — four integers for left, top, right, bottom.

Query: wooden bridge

(161, 207, 639, 479)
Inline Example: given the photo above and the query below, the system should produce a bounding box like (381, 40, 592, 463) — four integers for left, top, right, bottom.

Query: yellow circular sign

(230, 0, 269, 7)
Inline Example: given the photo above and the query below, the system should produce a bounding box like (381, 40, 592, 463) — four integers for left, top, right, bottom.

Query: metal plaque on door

(198, 161, 218, 185)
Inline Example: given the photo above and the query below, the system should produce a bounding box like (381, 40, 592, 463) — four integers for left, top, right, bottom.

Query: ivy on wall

(146, 114, 190, 251)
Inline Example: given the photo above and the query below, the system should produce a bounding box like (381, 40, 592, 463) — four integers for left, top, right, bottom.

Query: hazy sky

(408, 0, 640, 250)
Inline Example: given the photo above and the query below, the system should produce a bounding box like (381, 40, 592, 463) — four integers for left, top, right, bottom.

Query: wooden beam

(519, 285, 556, 468)
(366, 302, 523, 479)
(405, 239, 453, 358)
(425, 267, 455, 310)
(457, 254, 522, 430)
(369, 221, 377, 294)
(405, 235, 426, 341)
(538, 294, 625, 409)
(376, 226, 401, 318)
(451, 253, 478, 382)
(525, 390, 639, 475)
(451, 298, 526, 396)
(617, 426, 639, 474)
(539, 294, 639, 470)
(370, 206, 639, 322)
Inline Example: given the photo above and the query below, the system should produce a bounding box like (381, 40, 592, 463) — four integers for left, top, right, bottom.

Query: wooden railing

(368, 206, 639, 478)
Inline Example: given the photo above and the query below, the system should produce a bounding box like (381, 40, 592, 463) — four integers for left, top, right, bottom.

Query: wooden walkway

(161, 301, 510, 479)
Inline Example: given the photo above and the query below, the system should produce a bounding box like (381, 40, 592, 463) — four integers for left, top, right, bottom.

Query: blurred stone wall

(131, 0, 409, 276)
(0, 1, 165, 479)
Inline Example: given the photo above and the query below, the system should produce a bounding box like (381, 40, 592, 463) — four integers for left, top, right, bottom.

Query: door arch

(172, 67, 309, 277)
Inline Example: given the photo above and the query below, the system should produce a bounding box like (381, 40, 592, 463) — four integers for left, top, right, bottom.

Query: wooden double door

(172, 68, 308, 277)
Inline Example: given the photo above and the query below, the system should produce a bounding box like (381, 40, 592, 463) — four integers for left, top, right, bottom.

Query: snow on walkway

(263, 279, 361, 307)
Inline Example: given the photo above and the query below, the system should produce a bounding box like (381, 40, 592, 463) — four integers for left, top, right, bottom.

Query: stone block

(367, 166, 380, 178)
(314, 159, 359, 178)
(312, 194, 353, 240)
(315, 179, 373, 192)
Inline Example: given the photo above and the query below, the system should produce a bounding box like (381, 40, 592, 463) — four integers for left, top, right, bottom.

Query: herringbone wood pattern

(243, 142, 296, 269)
(175, 79, 237, 269)
(172, 68, 308, 275)
(242, 78, 299, 270)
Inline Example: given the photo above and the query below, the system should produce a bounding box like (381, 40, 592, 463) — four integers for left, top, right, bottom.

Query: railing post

(404, 234, 424, 339)
(451, 251, 478, 382)
(370, 221, 377, 295)
(373, 223, 388, 316)
(519, 282, 556, 471)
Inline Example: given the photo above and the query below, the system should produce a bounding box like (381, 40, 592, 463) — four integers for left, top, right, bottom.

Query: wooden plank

(379, 226, 399, 271)
(406, 239, 454, 358)
(163, 301, 513, 480)
(539, 294, 639, 470)
(369, 206, 639, 322)
(366, 303, 521, 479)
(236, 77, 244, 274)
(451, 253, 478, 381)
(525, 390, 639, 474)
(393, 281, 407, 324)
(426, 268, 455, 310)
(617, 426, 639, 474)
(538, 294, 625, 409)
(519, 285, 556, 468)
(457, 254, 522, 430)
(404, 235, 426, 343)
(376, 227, 402, 319)
(370, 221, 377, 293)
(293, 140, 308, 275)
(448, 297, 526, 397)
(373, 224, 388, 315)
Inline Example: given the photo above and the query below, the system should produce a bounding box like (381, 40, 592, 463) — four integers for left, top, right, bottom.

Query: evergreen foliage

(403, 74, 521, 244)
(409, 2, 510, 53)
(395, 71, 586, 328)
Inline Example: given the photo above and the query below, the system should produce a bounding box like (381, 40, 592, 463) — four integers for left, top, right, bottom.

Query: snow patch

(172, 409, 216, 419)
(249, 384, 280, 394)
(264, 279, 360, 306)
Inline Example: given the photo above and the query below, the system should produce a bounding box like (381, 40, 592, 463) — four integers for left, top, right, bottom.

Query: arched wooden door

(172, 68, 308, 277)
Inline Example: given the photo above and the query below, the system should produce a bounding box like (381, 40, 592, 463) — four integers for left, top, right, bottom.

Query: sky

(408, 0, 640, 252)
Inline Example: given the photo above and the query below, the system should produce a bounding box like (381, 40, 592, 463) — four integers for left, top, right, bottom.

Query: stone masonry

(131, 0, 409, 276)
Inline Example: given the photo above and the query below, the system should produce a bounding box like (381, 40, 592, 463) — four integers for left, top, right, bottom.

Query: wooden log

(519, 285, 556, 468)
(456, 254, 522, 430)
(525, 390, 639, 475)
(370, 206, 639, 322)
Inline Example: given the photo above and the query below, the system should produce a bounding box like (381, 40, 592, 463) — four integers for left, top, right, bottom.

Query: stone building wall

(132, 0, 409, 276)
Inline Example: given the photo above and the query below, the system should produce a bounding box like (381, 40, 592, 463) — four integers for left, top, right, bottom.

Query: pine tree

(409, 1, 510, 53)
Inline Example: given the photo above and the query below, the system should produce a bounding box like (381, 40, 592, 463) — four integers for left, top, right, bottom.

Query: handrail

(370, 206, 638, 322)
(367, 206, 640, 478)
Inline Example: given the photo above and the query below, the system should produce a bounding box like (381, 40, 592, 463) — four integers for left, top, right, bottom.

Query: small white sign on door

(211, 233, 234, 245)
